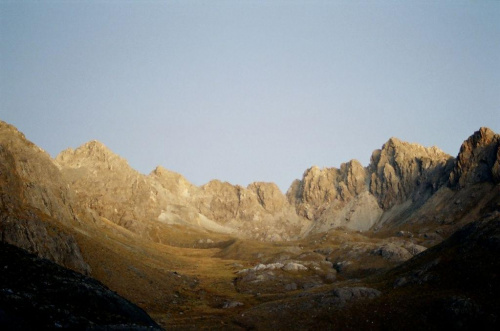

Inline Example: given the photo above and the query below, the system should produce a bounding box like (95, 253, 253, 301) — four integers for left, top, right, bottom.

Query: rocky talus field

(1, 120, 499, 329)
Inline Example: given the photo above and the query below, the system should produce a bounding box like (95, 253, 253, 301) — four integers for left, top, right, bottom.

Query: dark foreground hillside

(234, 212, 500, 330)
(0, 243, 161, 330)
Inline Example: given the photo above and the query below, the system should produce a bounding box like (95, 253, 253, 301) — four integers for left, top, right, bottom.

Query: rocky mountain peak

(247, 182, 287, 213)
(0, 121, 91, 274)
(449, 127, 500, 188)
(287, 161, 370, 221)
(56, 140, 131, 172)
(369, 136, 453, 209)
(0, 121, 50, 157)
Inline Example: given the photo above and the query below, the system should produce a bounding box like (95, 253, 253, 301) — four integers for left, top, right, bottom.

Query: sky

(1, 0, 499, 192)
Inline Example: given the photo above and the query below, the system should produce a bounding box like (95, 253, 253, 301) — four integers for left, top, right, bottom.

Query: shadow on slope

(0, 242, 161, 330)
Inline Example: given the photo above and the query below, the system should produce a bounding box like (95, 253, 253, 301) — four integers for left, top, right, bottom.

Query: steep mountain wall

(368, 137, 453, 209)
(0, 121, 90, 274)
(288, 129, 498, 235)
(449, 127, 500, 188)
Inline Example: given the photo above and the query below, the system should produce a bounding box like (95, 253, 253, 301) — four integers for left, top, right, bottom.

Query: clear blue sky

(1, 1, 499, 192)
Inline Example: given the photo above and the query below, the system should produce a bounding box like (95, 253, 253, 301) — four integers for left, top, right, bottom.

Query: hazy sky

(1, 1, 499, 192)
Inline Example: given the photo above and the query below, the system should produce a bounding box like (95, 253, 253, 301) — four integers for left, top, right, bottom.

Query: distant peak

(56, 140, 129, 169)
(380, 136, 450, 157)
(457, 127, 498, 155)
(479, 126, 495, 135)
(81, 140, 110, 152)
(387, 137, 402, 145)
(381, 137, 406, 150)
(473, 127, 496, 142)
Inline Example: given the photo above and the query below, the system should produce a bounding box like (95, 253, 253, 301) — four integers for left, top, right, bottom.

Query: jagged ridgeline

(1, 119, 499, 329)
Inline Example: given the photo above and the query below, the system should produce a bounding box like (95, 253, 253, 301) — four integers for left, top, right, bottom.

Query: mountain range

(1, 120, 499, 329)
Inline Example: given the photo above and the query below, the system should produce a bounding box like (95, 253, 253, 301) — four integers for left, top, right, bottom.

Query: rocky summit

(1, 119, 499, 329)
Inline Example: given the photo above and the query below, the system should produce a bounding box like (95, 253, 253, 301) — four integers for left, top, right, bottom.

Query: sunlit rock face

(0, 121, 90, 274)
(368, 137, 454, 209)
(54, 135, 307, 242)
(287, 137, 456, 233)
(287, 160, 368, 220)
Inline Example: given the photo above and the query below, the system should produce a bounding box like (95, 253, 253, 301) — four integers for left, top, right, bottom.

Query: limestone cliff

(194, 180, 305, 241)
(0, 121, 90, 274)
(248, 182, 288, 213)
(56, 142, 307, 241)
(289, 137, 456, 233)
(287, 160, 368, 220)
(368, 137, 454, 209)
(56, 141, 159, 226)
(449, 127, 500, 188)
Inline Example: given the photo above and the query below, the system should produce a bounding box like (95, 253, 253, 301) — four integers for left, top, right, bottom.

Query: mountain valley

(1, 119, 499, 329)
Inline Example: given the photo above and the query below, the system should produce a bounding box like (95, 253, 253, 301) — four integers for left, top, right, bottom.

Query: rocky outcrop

(56, 141, 162, 226)
(0, 121, 91, 274)
(149, 165, 198, 205)
(287, 160, 368, 221)
(197, 180, 260, 224)
(449, 127, 500, 188)
(195, 180, 307, 241)
(248, 182, 287, 213)
(0, 213, 91, 275)
(288, 136, 457, 233)
(56, 141, 307, 241)
(0, 122, 85, 228)
(368, 137, 453, 209)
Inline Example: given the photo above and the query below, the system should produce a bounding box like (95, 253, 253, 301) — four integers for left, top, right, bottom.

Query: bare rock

(56, 141, 161, 227)
(369, 137, 453, 209)
(0, 214, 90, 275)
(449, 127, 500, 188)
(288, 161, 368, 221)
(371, 243, 413, 262)
(0, 121, 91, 274)
(247, 182, 287, 213)
(282, 262, 308, 271)
(149, 165, 198, 202)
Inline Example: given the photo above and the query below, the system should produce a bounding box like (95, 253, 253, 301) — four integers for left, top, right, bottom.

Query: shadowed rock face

(0, 214, 90, 275)
(449, 127, 500, 188)
(0, 243, 161, 330)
